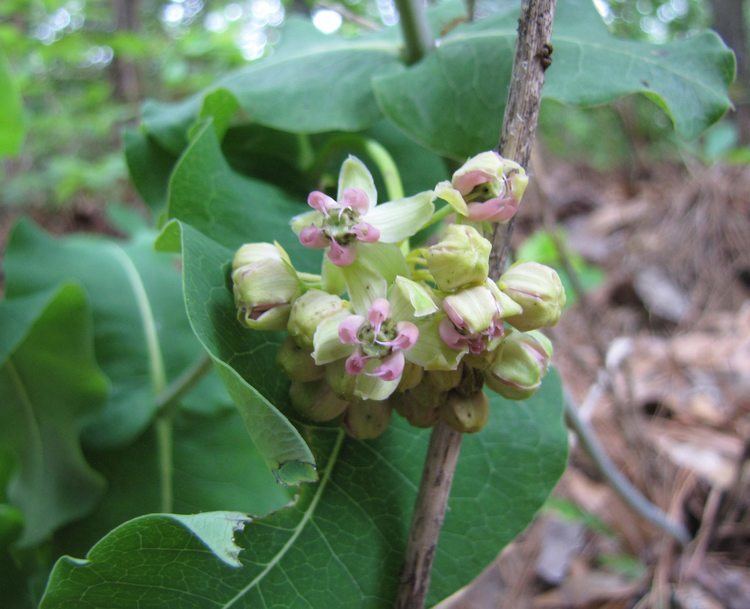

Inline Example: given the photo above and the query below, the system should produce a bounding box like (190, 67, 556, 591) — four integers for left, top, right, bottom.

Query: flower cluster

(232, 152, 565, 439)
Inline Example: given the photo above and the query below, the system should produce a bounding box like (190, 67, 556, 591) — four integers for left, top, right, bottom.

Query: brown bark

(489, 0, 557, 278)
(110, 0, 141, 103)
(711, 0, 750, 144)
(395, 3, 558, 608)
(394, 421, 463, 609)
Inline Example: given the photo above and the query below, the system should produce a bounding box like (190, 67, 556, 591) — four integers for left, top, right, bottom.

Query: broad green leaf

(55, 408, 292, 557)
(41, 375, 567, 608)
(143, 17, 403, 154)
(166, 119, 319, 272)
(0, 285, 108, 547)
(156, 220, 317, 485)
(374, 0, 735, 159)
(0, 49, 24, 156)
(123, 128, 178, 214)
(3, 221, 228, 448)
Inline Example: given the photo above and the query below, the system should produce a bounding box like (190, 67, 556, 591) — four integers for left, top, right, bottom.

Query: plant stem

(393, 0, 434, 63)
(564, 393, 690, 545)
(395, 420, 463, 609)
(489, 0, 557, 278)
(155, 354, 214, 418)
(422, 203, 455, 229)
(154, 354, 213, 513)
(362, 139, 404, 200)
(396, 3, 557, 607)
(156, 416, 174, 513)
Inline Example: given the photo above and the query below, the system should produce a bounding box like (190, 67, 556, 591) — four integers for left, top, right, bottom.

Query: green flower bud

(498, 262, 566, 331)
(441, 391, 489, 433)
(277, 337, 325, 382)
(343, 400, 392, 439)
(397, 362, 424, 392)
(232, 245, 302, 331)
(289, 380, 350, 422)
(426, 225, 491, 292)
(425, 367, 463, 392)
(288, 289, 349, 349)
(390, 380, 444, 428)
(325, 359, 357, 400)
(233, 242, 282, 271)
(485, 330, 552, 400)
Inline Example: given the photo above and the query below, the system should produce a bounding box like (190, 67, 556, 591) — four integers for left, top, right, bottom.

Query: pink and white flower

(292, 156, 434, 267)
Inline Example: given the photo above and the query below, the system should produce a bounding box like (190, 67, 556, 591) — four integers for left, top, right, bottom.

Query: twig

(395, 421, 463, 609)
(396, 3, 556, 608)
(393, 0, 434, 64)
(564, 392, 690, 546)
(489, 0, 556, 279)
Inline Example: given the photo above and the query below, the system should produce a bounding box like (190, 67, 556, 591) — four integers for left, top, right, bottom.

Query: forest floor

(1, 155, 748, 609)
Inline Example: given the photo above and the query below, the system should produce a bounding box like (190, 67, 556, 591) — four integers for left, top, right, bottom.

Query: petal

(327, 240, 357, 266)
(312, 311, 355, 365)
(442, 299, 466, 330)
(406, 316, 468, 371)
(290, 210, 322, 235)
(368, 298, 390, 327)
(434, 181, 468, 216)
(338, 315, 365, 344)
(453, 169, 494, 195)
(338, 155, 377, 212)
(389, 276, 438, 320)
(439, 317, 469, 350)
(392, 321, 419, 351)
(341, 188, 370, 214)
(364, 191, 434, 243)
(307, 191, 337, 214)
(354, 371, 400, 401)
(352, 222, 380, 243)
(467, 196, 519, 223)
(340, 243, 407, 313)
(368, 350, 405, 381)
(345, 350, 369, 375)
(299, 225, 329, 249)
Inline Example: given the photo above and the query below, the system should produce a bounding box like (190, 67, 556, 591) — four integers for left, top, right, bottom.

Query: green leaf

(55, 408, 292, 557)
(0, 49, 24, 156)
(0, 285, 108, 547)
(156, 220, 317, 485)
(374, 0, 735, 159)
(143, 18, 403, 154)
(123, 128, 178, 214)
(41, 374, 567, 608)
(3, 221, 227, 448)
(166, 119, 319, 272)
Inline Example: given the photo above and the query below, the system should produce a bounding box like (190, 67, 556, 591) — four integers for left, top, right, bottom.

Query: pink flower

(338, 298, 418, 381)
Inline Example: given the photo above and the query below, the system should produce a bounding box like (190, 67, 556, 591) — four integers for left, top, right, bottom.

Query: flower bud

(390, 380, 444, 428)
(441, 391, 489, 433)
(232, 242, 282, 271)
(425, 367, 462, 392)
(232, 250, 302, 331)
(485, 330, 552, 400)
(277, 337, 325, 382)
(343, 400, 392, 439)
(396, 362, 424, 392)
(325, 359, 357, 400)
(426, 225, 490, 292)
(442, 285, 497, 335)
(498, 262, 565, 331)
(288, 289, 348, 349)
(289, 380, 350, 422)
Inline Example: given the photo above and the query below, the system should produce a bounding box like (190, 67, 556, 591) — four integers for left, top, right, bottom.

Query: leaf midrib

(222, 430, 345, 609)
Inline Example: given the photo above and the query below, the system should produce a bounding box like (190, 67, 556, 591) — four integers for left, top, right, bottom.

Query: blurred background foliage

(0, 0, 748, 211)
